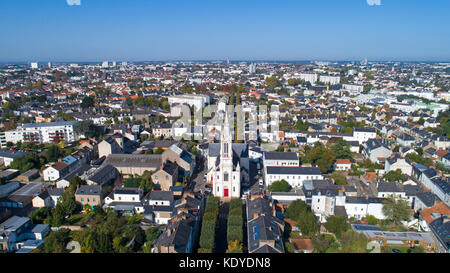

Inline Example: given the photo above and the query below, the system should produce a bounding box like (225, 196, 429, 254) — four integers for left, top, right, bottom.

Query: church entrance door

(224, 188, 229, 197)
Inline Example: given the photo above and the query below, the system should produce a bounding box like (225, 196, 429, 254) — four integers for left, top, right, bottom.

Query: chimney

(443, 216, 450, 224)
(253, 213, 259, 220)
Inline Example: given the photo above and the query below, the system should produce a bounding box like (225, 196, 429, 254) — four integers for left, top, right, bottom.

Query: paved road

(188, 156, 207, 194)
(244, 160, 263, 195)
(214, 201, 229, 253)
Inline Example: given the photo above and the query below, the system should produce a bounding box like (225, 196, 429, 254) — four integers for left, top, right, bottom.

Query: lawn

(382, 246, 411, 253)
(65, 214, 88, 226)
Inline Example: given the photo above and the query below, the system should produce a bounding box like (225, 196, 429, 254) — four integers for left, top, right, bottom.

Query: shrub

(197, 248, 212, 253)
(227, 225, 243, 243)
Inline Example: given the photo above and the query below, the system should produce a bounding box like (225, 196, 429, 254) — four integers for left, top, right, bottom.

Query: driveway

(214, 201, 230, 253)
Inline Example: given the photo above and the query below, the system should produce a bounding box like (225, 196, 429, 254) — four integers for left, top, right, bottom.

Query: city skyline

(0, 0, 449, 62)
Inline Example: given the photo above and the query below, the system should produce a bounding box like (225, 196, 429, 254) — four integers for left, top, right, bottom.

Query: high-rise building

(102, 61, 109, 68)
(48, 62, 52, 68)
(30, 62, 38, 69)
(112, 61, 116, 67)
(249, 63, 257, 74)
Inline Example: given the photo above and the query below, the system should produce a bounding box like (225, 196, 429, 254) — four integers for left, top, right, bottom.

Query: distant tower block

(227, 57, 230, 65)
(31, 62, 38, 69)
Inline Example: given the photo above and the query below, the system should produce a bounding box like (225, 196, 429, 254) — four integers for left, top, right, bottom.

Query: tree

(45, 144, 63, 162)
(10, 153, 41, 173)
(305, 143, 335, 173)
(74, 120, 100, 138)
(43, 228, 71, 253)
(295, 119, 309, 131)
(311, 234, 334, 253)
(285, 200, 318, 236)
(382, 197, 411, 224)
(145, 227, 163, 243)
(81, 96, 95, 109)
(330, 139, 353, 160)
(330, 171, 347, 185)
(363, 83, 373, 93)
(323, 216, 350, 239)
(365, 215, 379, 226)
(226, 240, 243, 253)
(268, 180, 291, 192)
(265, 76, 280, 89)
(383, 170, 404, 182)
(340, 229, 368, 253)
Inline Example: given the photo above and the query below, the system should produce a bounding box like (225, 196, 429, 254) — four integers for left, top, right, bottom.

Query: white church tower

(211, 113, 241, 198)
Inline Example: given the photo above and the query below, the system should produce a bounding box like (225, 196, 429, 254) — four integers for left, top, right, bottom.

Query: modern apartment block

(1, 121, 77, 147)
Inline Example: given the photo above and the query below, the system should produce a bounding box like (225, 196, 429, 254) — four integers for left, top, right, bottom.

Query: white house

(333, 159, 352, 171)
(353, 128, 377, 145)
(43, 162, 69, 182)
(263, 152, 299, 168)
(265, 166, 323, 188)
(363, 138, 392, 163)
(384, 155, 413, 176)
(344, 196, 386, 220)
(103, 187, 145, 214)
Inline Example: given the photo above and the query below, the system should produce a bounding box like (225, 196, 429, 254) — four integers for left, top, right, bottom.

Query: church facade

(206, 114, 249, 198)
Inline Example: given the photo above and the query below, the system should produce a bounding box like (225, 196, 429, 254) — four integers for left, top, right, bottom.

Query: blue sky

(0, 0, 449, 62)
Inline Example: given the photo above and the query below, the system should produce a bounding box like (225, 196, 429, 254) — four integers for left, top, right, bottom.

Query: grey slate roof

(266, 166, 321, 175)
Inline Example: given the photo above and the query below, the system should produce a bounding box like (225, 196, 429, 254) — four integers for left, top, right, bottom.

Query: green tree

(285, 200, 318, 236)
(383, 170, 404, 182)
(340, 229, 368, 253)
(295, 119, 309, 131)
(330, 139, 353, 160)
(311, 234, 334, 253)
(43, 228, 71, 253)
(382, 197, 411, 224)
(305, 143, 335, 173)
(268, 180, 291, 192)
(330, 171, 348, 185)
(81, 96, 95, 109)
(323, 216, 350, 239)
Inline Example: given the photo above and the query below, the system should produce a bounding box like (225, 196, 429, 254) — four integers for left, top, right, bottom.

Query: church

(206, 113, 249, 198)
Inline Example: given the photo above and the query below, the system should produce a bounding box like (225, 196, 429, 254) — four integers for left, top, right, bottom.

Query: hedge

(197, 248, 212, 253)
(226, 198, 243, 246)
(227, 225, 243, 243)
(199, 196, 220, 251)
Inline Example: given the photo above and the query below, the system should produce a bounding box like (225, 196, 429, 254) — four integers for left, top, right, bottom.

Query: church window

(224, 173, 229, 182)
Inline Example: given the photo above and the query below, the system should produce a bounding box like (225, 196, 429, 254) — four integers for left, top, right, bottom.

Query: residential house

(263, 152, 299, 167)
(384, 155, 413, 176)
(102, 154, 162, 176)
(363, 138, 392, 164)
(246, 195, 285, 253)
(103, 187, 144, 214)
(333, 159, 352, 171)
(98, 136, 123, 159)
(43, 162, 69, 182)
(75, 185, 104, 207)
(265, 166, 323, 188)
(151, 161, 179, 191)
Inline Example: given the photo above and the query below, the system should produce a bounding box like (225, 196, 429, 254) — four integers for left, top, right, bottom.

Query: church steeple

(221, 112, 232, 160)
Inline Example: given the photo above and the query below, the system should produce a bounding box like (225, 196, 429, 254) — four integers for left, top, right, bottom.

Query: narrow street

(214, 201, 229, 253)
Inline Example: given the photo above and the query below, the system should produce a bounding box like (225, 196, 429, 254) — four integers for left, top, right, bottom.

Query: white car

(258, 179, 264, 186)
